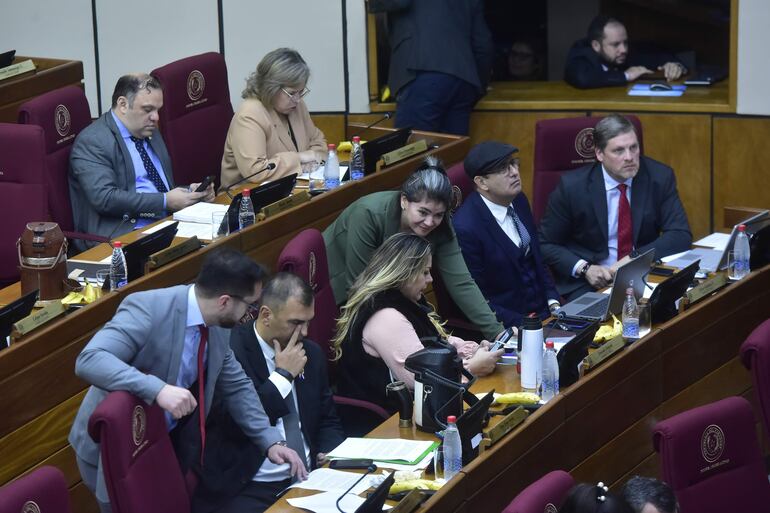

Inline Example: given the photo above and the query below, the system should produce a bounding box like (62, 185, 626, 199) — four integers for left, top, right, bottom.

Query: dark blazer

(538, 156, 692, 298)
(454, 191, 559, 327)
(368, 0, 494, 96)
(564, 38, 680, 89)
(69, 111, 175, 251)
(192, 323, 344, 513)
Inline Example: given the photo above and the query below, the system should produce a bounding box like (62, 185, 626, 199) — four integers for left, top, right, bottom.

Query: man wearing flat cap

(454, 141, 561, 327)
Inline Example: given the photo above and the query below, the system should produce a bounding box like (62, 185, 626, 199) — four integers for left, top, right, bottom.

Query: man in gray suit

(369, 0, 494, 135)
(69, 247, 307, 512)
(69, 73, 214, 252)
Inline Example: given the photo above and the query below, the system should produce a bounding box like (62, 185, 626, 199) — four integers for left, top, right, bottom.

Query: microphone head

(267, 162, 276, 170)
(384, 112, 392, 119)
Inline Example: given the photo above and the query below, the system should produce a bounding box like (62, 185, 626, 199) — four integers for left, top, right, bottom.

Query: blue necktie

(507, 205, 531, 254)
(129, 136, 168, 193)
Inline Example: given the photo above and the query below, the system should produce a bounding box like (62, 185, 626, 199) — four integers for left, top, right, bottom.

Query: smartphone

(490, 327, 515, 352)
(194, 175, 214, 193)
(329, 459, 375, 470)
(649, 266, 675, 277)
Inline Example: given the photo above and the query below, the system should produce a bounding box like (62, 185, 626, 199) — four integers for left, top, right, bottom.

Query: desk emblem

(22, 501, 41, 513)
(187, 70, 205, 102)
(132, 405, 147, 446)
(701, 424, 725, 463)
(574, 127, 595, 159)
(544, 504, 558, 513)
(54, 105, 71, 137)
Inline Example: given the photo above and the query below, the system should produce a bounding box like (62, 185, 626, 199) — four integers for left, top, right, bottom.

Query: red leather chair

(276, 229, 390, 430)
(0, 123, 49, 285)
(652, 396, 770, 513)
(0, 465, 71, 513)
(16, 87, 107, 247)
(88, 391, 190, 513)
(502, 470, 574, 513)
(532, 115, 643, 224)
(739, 318, 770, 441)
(151, 52, 234, 188)
(446, 161, 474, 210)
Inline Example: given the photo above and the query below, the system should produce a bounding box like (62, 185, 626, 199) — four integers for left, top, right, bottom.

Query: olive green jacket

(323, 191, 503, 339)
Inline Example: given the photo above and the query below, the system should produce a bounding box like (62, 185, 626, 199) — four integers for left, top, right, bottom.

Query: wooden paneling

(310, 114, 346, 148)
(713, 117, 770, 223)
(468, 111, 585, 198)
(619, 113, 712, 240)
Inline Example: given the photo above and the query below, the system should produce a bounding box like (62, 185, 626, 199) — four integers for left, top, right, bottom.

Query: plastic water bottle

(350, 136, 365, 181)
(324, 143, 340, 189)
(733, 224, 751, 279)
(622, 282, 640, 341)
(541, 340, 559, 402)
(109, 241, 128, 291)
(238, 188, 255, 230)
(443, 415, 463, 481)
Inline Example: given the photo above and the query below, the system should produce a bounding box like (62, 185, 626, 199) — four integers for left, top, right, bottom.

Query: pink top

(362, 308, 479, 388)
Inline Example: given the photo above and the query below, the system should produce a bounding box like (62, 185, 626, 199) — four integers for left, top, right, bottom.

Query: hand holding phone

(490, 327, 515, 352)
(194, 175, 214, 193)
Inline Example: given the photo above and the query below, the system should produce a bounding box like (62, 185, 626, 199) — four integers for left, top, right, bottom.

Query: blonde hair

(242, 48, 310, 104)
(332, 232, 448, 359)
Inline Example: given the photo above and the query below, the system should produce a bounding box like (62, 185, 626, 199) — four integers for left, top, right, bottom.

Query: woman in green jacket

(323, 157, 503, 339)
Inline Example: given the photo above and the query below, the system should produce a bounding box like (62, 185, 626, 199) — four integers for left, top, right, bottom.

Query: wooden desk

(0, 56, 84, 123)
(267, 265, 770, 513)
(0, 127, 468, 512)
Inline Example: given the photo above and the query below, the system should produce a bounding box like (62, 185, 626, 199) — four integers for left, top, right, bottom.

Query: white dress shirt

(252, 326, 311, 482)
(479, 194, 522, 247)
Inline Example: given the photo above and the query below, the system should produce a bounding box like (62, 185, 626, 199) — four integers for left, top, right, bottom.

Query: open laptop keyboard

(576, 296, 610, 318)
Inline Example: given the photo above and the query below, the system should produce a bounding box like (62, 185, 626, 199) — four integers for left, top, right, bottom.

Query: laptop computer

(1, 289, 39, 350)
(559, 249, 656, 321)
(220, 173, 297, 234)
(668, 210, 770, 272)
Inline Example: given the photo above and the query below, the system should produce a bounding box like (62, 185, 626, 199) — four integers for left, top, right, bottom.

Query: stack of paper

(327, 438, 438, 466)
(172, 202, 228, 224)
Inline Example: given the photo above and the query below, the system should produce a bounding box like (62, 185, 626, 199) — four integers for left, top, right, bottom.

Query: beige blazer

(219, 97, 326, 191)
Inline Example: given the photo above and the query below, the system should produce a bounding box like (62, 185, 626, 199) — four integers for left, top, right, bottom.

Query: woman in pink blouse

(333, 232, 502, 421)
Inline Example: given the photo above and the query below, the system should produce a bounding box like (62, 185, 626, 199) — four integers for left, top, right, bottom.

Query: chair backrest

(0, 123, 50, 285)
(532, 115, 643, 224)
(88, 391, 190, 513)
(17, 85, 92, 232)
(446, 161, 474, 210)
(739, 317, 770, 441)
(0, 466, 71, 513)
(652, 396, 770, 513)
(277, 228, 340, 368)
(151, 52, 234, 188)
(502, 470, 574, 513)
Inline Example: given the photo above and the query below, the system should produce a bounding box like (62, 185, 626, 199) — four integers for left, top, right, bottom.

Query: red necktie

(197, 325, 208, 466)
(617, 183, 633, 259)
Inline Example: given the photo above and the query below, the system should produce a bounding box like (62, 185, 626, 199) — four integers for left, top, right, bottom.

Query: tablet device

(122, 221, 179, 281)
(221, 173, 297, 234)
(0, 50, 16, 69)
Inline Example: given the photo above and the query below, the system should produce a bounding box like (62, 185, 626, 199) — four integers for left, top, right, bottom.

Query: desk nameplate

(389, 490, 425, 513)
(480, 406, 528, 453)
(382, 140, 428, 166)
(257, 190, 311, 221)
(13, 300, 66, 337)
(148, 237, 201, 271)
(684, 274, 728, 308)
(0, 60, 36, 82)
(583, 335, 625, 371)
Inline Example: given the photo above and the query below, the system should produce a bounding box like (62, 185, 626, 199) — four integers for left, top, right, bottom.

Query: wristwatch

(578, 262, 591, 278)
(266, 440, 288, 455)
(274, 367, 294, 382)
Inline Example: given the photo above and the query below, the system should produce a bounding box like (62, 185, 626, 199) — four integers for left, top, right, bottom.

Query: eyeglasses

(281, 87, 310, 102)
(229, 294, 260, 323)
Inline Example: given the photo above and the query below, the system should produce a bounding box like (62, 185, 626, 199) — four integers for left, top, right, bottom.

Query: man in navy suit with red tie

(454, 142, 561, 327)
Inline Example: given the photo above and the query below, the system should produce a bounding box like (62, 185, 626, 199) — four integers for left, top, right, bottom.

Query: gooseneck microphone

(353, 112, 392, 138)
(224, 162, 277, 198)
(106, 214, 132, 246)
(335, 463, 378, 513)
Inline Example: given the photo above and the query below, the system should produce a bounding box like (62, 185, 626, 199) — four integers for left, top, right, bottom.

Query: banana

(593, 314, 622, 343)
(496, 392, 541, 405)
(389, 479, 443, 493)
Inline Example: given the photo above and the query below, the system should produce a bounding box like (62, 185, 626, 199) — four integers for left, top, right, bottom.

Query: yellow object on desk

(593, 314, 622, 344)
(61, 283, 101, 305)
(389, 479, 444, 494)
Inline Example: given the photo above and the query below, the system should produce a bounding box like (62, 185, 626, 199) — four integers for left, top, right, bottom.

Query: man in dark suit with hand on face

(193, 273, 344, 513)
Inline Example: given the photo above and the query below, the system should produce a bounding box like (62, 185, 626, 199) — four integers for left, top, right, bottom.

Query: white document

(374, 449, 434, 471)
(327, 438, 434, 464)
(175, 222, 214, 241)
(693, 232, 730, 250)
(287, 490, 366, 513)
(172, 202, 229, 224)
(298, 164, 348, 181)
(289, 469, 387, 495)
(661, 250, 688, 264)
